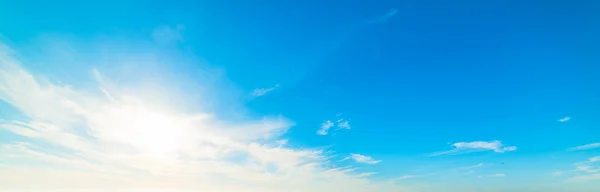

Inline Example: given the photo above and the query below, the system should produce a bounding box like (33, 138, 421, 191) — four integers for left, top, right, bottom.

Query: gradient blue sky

(1, 0, 599, 191)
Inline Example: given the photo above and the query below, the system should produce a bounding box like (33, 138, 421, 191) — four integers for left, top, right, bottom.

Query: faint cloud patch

(569, 143, 600, 151)
(316, 120, 334, 135)
(251, 84, 280, 98)
(431, 141, 516, 156)
(478, 174, 505, 179)
(558, 116, 571, 123)
(395, 175, 418, 181)
(336, 118, 351, 129)
(345, 153, 381, 165)
(370, 8, 399, 23)
(152, 24, 185, 44)
(556, 156, 600, 182)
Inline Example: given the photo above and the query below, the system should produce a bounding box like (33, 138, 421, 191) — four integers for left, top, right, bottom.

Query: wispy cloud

(337, 118, 351, 129)
(569, 143, 600, 151)
(316, 120, 334, 135)
(431, 141, 517, 156)
(347, 153, 381, 164)
(478, 174, 505, 178)
(568, 174, 600, 182)
(152, 24, 185, 44)
(395, 175, 418, 181)
(370, 8, 399, 23)
(558, 116, 571, 123)
(251, 84, 280, 97)
(454, 163, 485, 173)
(0, 37, 402, 191)
(317, 117, 351, 135)
(556, 156, 600, 182)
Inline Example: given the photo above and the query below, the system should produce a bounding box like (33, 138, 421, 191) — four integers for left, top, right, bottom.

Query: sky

(1, 0, 599, 191)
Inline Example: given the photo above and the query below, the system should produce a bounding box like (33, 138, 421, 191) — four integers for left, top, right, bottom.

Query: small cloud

(337, 119, 351, 129)
(356, 172, 377, 177)
(478, 174, 505, 178)
(251, 84, 280, 97)
(275, 139, 288, 147)
(576, 166, 598, 173)
(395, 175, 418, 181)
(568, 174, 600, 182)
(431, 141, 517, 156)
(347, 153, 381, 164)
(558, 116, 571, 123)
(456, 163, 484, 170)
(569, 143, 600, 151)
(557, 156, 600, 182)
(152, 24, 185, 44)
(316, 120, 334, 135)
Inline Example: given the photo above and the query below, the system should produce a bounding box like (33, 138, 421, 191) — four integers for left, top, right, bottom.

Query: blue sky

(1, 0, 599, 191)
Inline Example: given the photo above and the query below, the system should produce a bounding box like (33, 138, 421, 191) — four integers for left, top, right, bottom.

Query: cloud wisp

(251, 84, 280, 98)
(431, 141, 517, 156)
(343, 153, 381, 165)
(370, 8, 399, 23)
(478, 174, 505, 179)
(395, 175, 419, 181)
(337, 119, 351, 129)
(558, 156, 600, 182)
(152, 24, 186, 44)
(569, 143, 600, 151)
(0, 36, 403, 192)
(558, 116, 571, 123)
(316, 117, 351, 135)
(316, 120, 335, 135)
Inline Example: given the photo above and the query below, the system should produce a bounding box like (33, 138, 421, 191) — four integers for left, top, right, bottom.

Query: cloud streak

(251, 84, 280, 97)
(370, 8, 399, 23)
(346, 153, 381, 164)
(317, 117, 351, 135)
(431, 141, 517, 156)
(316, 120, 334, 135)
(569, 143, 600, 151)
(558, 116, 571, 122)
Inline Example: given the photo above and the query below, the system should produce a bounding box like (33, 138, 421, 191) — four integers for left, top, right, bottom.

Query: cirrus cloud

(431, 140, 517, 156)
(0, 34, 404, 192)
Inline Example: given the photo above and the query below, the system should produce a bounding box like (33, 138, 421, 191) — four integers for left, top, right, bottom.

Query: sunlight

(113, 106, 186, 158)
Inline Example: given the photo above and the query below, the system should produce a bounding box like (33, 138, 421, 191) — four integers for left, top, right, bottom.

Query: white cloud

(395, 175, 418, 181)
(568, 174, 600, 182)
(0, 39, 404, 192)
(557, 156, 600, 182)
(478, 174, 505, 179)
(316, 120, 334, 135)
(317, 117, 351, 135)
(490, 173, 505, 177)
(569, 143, 600, 151)
(455, 163, 484, 170)
(152, 24, 185, 44)
(558, 116, 571, 122)
(251, 84, 280, 97)
(431, 141, 517, 156)
(337, 119, 351, 129)
(347, 153, 381, 164)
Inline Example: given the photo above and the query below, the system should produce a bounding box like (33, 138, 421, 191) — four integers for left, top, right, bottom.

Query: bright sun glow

(106, 105, 187, 158)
